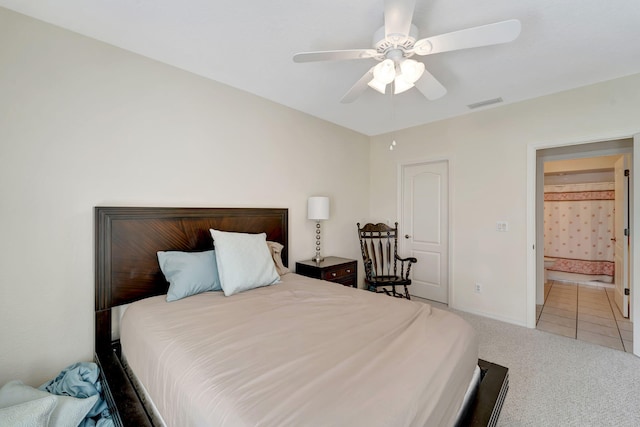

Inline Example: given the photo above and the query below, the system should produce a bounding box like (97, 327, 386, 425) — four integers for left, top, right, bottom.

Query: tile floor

(536, 280, 634, 352)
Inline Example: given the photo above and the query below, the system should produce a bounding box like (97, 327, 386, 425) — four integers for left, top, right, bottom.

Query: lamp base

(312, 255, 324, 263)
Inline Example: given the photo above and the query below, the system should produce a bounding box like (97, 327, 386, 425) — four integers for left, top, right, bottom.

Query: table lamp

(307, 196, 330, 263)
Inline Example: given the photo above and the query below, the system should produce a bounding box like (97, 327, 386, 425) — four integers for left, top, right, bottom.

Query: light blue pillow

(210, 229, 280, 296)
(157, 250, 222, 302)
(0, 396, 56, 427)
(0, 380, 98, 427)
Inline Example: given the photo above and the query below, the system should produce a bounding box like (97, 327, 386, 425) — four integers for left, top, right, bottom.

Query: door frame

(614, 154, 631, 317)
(397, 157, 453, 305)
(526, 134, 638, 356)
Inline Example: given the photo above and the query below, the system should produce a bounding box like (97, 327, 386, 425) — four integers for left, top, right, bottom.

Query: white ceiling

(2, 0, 640, 136)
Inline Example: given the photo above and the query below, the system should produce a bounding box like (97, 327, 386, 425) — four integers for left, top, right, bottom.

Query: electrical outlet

(474, 283, 482, 293)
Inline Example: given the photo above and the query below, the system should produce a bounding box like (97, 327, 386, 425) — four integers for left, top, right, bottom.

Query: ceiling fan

(293, 0, 521, 103)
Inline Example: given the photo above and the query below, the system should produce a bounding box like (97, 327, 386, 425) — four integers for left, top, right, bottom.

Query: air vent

(467, 97, 504, 109)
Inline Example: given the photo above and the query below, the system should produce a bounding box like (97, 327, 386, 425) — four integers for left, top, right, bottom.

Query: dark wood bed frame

(94, 206, 508, 427)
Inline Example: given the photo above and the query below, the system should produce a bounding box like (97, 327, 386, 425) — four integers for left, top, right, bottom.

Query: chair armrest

(394, 255, 417, 279)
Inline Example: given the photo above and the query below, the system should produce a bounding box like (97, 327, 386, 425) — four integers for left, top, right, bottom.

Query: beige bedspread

(121, 273, 478, 427)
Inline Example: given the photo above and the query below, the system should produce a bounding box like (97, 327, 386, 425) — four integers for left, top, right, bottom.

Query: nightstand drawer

(328, 274, 356, 287)
(321, 265, 355, 281)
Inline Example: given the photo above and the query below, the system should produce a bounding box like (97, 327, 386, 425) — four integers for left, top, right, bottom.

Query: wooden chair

(357, 222, 417, 299)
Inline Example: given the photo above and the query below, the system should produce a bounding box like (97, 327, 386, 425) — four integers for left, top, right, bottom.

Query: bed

(94, 207, 508, 426)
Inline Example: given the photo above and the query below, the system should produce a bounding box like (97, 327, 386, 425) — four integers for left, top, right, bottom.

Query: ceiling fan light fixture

(393, 76, 414, 94)
(400, 59, 425, 83)
(367, 77, 387, 94)
(373, 59, 396, 84)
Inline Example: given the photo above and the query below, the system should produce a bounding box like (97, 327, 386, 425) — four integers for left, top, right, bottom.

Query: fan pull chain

(389, 92, 397, 151)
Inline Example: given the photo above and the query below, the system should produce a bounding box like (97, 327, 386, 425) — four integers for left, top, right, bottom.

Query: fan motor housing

(373, 24, 419, 57)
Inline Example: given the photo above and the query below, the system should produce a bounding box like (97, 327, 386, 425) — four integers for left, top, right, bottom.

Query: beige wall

(544, 155, 620, 174)
(544, 156, 620, 185)
(369, 73, 640, 326)
(0, 8, 369, 386)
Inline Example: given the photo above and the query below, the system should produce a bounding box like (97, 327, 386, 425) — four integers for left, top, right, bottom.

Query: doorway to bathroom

(534, 138, 634, 352)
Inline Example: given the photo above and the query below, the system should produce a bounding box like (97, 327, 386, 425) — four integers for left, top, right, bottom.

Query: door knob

(405, 234, 411, 239)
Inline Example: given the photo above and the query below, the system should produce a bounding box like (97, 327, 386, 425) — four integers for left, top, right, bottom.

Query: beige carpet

(420, 299, 640, 426)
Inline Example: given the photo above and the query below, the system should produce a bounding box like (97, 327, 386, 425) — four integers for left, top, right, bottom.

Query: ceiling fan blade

(414, 69, 447, 100)
(340, 68, 374, 103)
(413, 19, 521, 56)
(293, 49, 378, 63)
(384, 0, 417, 44)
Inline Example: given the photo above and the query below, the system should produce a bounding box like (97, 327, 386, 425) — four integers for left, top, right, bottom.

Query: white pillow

(0, 380, 98, 427)
(210, 229, 280, 296)
(0, 396, 56, 427)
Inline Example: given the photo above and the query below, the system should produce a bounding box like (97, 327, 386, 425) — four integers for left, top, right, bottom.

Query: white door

(401, 161, 449, 303)
(614, 154, 630, 317)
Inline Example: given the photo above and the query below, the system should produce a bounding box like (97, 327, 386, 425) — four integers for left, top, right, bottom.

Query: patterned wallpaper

(544, 182, 614, 277)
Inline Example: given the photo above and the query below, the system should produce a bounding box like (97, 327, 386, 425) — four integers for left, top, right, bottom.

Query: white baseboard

(451, 304, 529, 328)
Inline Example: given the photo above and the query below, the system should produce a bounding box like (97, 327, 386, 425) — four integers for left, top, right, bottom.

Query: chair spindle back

(357, 222, 399, 278)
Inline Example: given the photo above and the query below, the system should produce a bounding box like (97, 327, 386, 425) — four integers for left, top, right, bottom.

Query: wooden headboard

(94, 206, 288, 351)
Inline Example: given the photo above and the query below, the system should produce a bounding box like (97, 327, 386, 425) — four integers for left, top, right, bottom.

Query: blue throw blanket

(40, 362, 114, 427)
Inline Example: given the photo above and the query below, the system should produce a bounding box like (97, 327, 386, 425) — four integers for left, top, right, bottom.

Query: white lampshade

(367, 77, 387, 94)
(308, 196, 330, 221)
(393, 76, 414, 94)
(399, 59, 425, 83)
(373, 59, 396, 84)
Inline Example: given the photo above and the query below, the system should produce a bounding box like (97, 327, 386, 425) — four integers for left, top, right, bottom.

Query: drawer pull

(331, 272, 337, 277)
(346, 269, 351, 273)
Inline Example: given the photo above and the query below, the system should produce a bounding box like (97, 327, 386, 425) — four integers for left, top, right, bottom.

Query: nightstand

(296, 256, 357, 288)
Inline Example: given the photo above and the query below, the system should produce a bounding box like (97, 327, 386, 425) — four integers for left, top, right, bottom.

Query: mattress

(121, 273, 478, 427)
